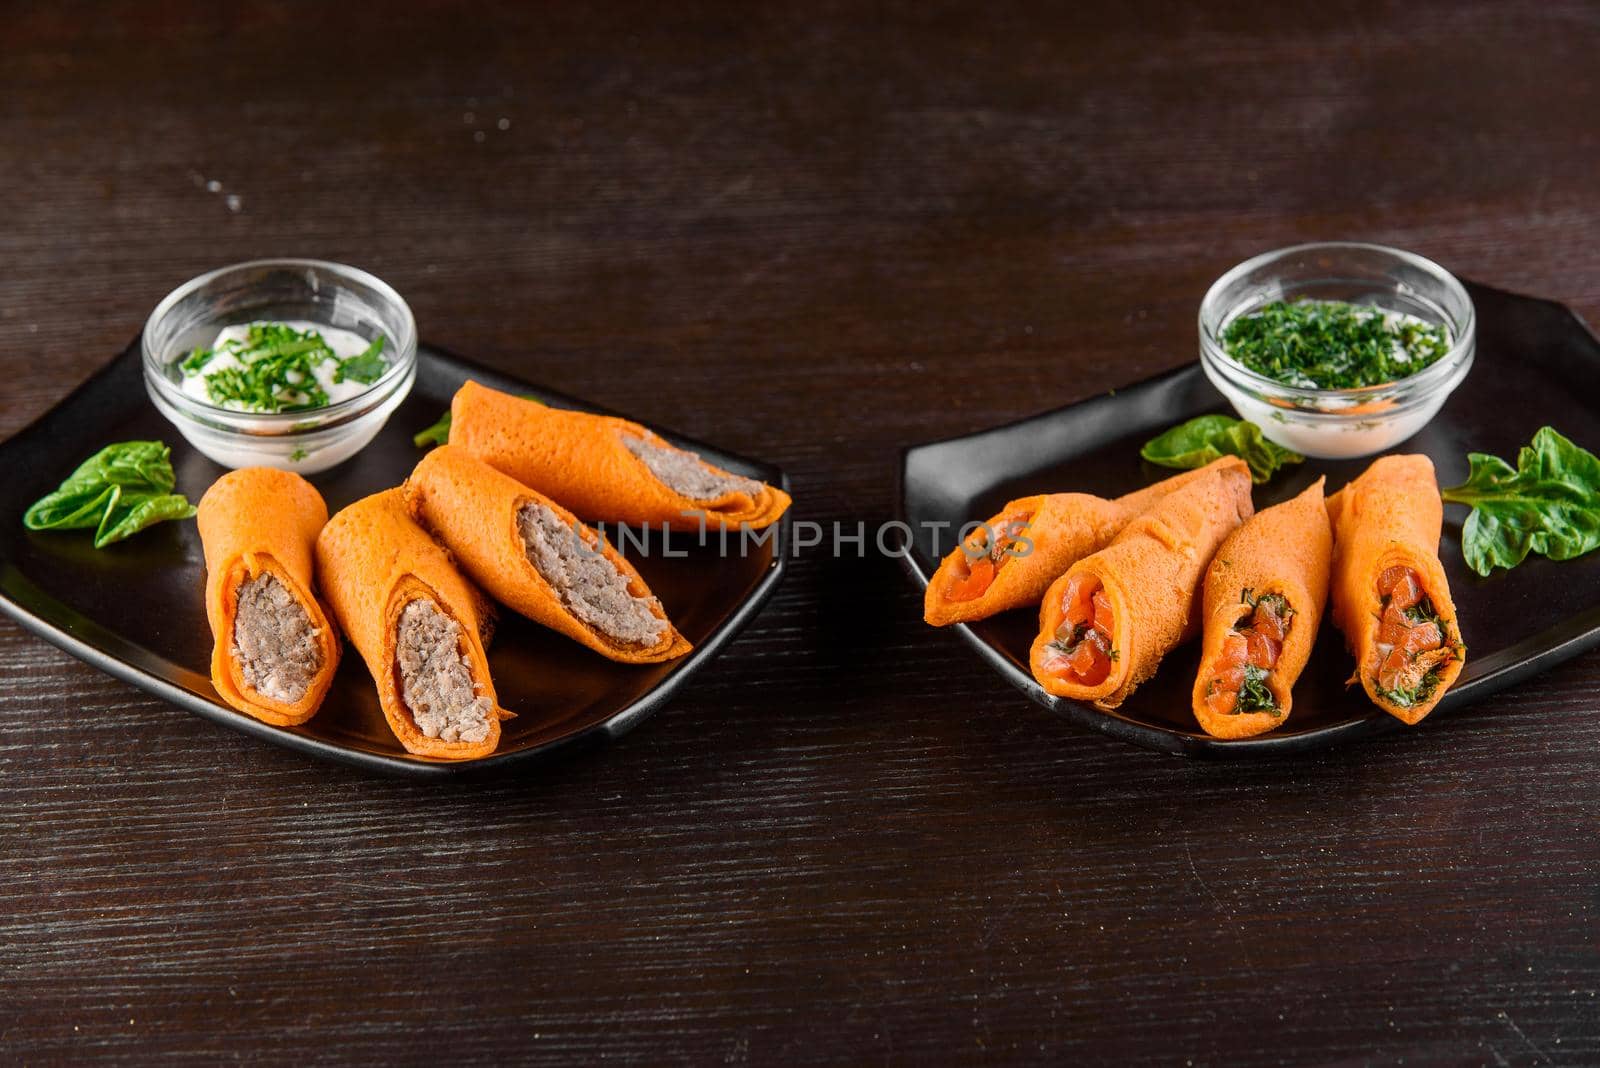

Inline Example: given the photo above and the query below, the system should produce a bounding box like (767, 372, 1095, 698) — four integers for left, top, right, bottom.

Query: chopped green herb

(334, 336, 388, 385)
(413, 393, 546, 448)
(180, 347, 215, 375)
(1222, 298, 1451, 390)
(1374, 670, 1443, 710)
(1141, 414, 1303, 483)
(180, 322, 389, 414)
(1244, 591, 1292, 621)
(1403, 595, 1443, 630)
(288, 447, 308, 462)
(23, 441, 196, 548)
(1050, 621, 1089, 652)
(412, 410, 453, 448)
(1235, 664, 1280, 715)
(1441, 426, 1600, 576)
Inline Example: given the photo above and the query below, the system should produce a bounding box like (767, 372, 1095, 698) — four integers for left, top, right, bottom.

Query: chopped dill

(1223, 299, 1451, 390)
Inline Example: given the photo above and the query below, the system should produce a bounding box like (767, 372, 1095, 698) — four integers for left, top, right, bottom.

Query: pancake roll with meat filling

(924, 457, 1250, 626)
(1327, 454, 1465, 724)
(404, 444, 692, 664)
(447, 380, 789, 531)
(1030, 463, 1253, 709)
(315, 489, 510, 759)
(1191, 478, 1332, 738)
(197, 468, 341, 726)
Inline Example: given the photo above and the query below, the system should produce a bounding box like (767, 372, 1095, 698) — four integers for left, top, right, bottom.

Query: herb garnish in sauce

(1222, 299, 1451, 390)
(181, 322, 388, 413)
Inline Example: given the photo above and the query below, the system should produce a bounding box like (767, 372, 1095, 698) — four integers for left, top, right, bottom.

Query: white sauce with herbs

(178, 320, 379, 411)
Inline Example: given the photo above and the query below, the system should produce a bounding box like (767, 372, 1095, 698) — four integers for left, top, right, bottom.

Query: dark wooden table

(4, 2, 1598, 1062)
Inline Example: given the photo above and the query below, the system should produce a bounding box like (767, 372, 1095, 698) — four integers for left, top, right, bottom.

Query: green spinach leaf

(23, 441, 196, 548)
(1440, 426, 1600, 576)
(1140, 414, 1304, 484)
(95, 491, 198, 548)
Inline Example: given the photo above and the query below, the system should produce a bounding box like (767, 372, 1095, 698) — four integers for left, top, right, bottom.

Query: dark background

(4, 1, 1598, 1063)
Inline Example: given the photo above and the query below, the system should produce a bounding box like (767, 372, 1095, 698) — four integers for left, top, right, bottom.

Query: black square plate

(896, 283, 1600, 756)
(0, 343, 789, 776)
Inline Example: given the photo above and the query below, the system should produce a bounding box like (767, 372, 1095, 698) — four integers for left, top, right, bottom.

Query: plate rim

(0, 339, 792, 778)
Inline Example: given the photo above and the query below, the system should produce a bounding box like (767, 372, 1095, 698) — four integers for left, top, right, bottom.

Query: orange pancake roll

(404, 445, 692, 664)
(197, 468, 341, 727)
(448, 380, 790, 531)
(1326, 454, 1465, 725)
(315, 489, 510, 760)
(1191, 478, 1332, 739)
(1029, 463, 1253, 709)
(926, 457, 1250, 627)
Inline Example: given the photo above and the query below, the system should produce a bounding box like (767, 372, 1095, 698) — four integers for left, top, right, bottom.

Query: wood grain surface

(3, 1, 1598, 1063)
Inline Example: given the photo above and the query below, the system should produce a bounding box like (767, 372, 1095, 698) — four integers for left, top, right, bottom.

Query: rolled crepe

(448, 380, 790, 530)
(315, 489, 510, 760)
(197, 468, 341, 726)
(1327, 455, 1465, 725)
(1191, 478, 1332, 739)
(403, 444, 692, 664)
(925, 457, 1251, 627)
(1029, 463, 1253, 709)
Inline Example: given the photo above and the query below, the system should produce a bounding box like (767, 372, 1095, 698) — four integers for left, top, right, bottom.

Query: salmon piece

(1377, 600, 1412, 646)
(947, 558, 995, 602)
(1377, 565, 1409, 598)
(1379, 645, 1452, 694)
(1245, 630, 1280, 670)
(1378, 647, 1411, 692)
(1066, 630, 1112, 685)
(1062, 574, 1097, 627)
(1252, 600, 1288, 644)
(1398, 620, 1443, 656)
(1378, 566, 1424, 611)
(1204, 684, 1238, 717)
(1091, 589, 1115, 635)
(1213, 633, 1249, 690)
(1219, 632, 1248, 665)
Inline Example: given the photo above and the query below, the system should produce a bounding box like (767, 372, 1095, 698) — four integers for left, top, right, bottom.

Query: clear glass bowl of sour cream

(1198, 242, 1475, 460)
(143, 259, 417, 474)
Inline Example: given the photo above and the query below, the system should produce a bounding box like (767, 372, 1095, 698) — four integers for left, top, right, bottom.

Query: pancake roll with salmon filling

(1029, 463, 1253, 709)
(315, 489, 511, 760)
(1191, 478, 1332, 738)
(925, 457, 1250, 626)
(404, 444, 692, 664)
(197, 468, 341, 726)
(448, 380, 790, 531)
(1326, 454, 1465, 724)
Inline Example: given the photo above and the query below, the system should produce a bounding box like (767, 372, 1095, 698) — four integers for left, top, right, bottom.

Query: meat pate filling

(232, 571, 323, 704)
(395, 599, 493, 744)
(622, 435, 760, 502)
(518, 502, 667, 648)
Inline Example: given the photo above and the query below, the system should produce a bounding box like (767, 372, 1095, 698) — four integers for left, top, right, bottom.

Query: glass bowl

(142, 259, 417, 475)
(1198, 242, 1475, 459)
